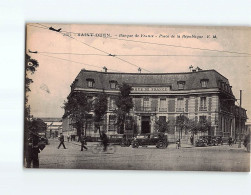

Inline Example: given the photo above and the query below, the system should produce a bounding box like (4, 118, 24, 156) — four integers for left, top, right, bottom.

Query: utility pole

(189, 65, 193, 72)
(238, 90, 242, 148)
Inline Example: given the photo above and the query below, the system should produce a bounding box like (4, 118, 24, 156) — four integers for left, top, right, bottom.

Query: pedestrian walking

(58, 133, 67, 149)
(80, 135, 88, 151)
(67, 134, 70, 142)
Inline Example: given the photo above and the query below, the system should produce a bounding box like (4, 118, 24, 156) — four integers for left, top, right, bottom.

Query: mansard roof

(72, 69, 231, 92)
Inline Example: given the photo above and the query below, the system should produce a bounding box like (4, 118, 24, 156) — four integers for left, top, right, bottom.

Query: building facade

(62, 69, 247, 141)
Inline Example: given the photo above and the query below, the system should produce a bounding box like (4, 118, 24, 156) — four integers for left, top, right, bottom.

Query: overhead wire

(27, 24, 48, 30)
(37, 51, 107, 56)
(60, 32, 152, 72)
(34, 23, 251, 56)
(36, 53, 122, 72)
(33, 23, 152, 73)
(105, 36, 251, 56)
(28, 23, 251, 74)
(34, 51, 251, 58)
(35, 23, 79, 34)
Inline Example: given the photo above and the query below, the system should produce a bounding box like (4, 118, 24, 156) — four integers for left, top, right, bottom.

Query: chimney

(189, 65, 193, 72)
(103, 66, 108, 72)
(196, 66, 202, 71)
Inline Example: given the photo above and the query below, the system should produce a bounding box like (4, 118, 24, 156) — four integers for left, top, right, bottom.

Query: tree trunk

(84, 120, 87, 136)
(98, 126, 101, 138)
(192, 132, 195, 145)
(77, 124, 82, 142)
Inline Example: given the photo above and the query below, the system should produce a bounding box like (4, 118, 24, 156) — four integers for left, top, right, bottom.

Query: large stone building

(62, 69, 247, 141)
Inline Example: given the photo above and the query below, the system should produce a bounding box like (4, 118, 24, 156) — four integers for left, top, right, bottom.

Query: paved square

(39, 139, 250, 172)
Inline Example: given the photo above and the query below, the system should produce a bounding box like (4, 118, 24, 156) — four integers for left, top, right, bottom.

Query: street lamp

(238, 90, 242, 148)
(177, 112, 184, 148)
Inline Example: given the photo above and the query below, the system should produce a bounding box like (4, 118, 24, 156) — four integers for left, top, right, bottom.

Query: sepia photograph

(24, 23, 250, 171)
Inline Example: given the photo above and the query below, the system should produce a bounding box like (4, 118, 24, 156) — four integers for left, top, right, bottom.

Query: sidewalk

(168, 143, 194, 149)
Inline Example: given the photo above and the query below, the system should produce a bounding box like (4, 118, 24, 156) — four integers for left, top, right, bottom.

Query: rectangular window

(109, 97, 116, 110)
(159, 116, 166, 122)
(86, 114, 93, 132)
(110, 81, 117, 89)
(199, 115, 206, 123)
(125, 116, 133, 130)
(143, 98, 151, 111)
(200, 97, 207, 111)
(176, 98, 184, 112)
(87, 80, 94, 88)
(201, 80, 208, 88)
(177, 81, 185, 90)
(87, 96, 93, 109)
(159, 98, 167, 112)
(108, 115, 116, 131)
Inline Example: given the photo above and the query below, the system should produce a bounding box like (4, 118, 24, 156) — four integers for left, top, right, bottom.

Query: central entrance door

(141, 116, 151, 134)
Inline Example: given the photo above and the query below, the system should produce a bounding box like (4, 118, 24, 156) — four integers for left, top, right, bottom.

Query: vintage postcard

(24, 23, 250, 171)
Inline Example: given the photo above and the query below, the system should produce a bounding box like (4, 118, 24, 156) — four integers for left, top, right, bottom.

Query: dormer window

(109, 80, 117, 89)
(86, 78, 94, 88)
(177, 81, 185, 90)
(229, 86, 232, 94)
(201, 79, 209, 88)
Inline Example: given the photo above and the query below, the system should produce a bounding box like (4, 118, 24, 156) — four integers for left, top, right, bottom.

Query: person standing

(176, 139, 180, 149)
(80, 135, 88, 151)
(58, 133, 67, 149)
(100, 131, 108, 151)
(228, 137, 233, 146)
(190, 135, 194, 145)
(26, 133, 43, 168)
(67, 134, 70, 142)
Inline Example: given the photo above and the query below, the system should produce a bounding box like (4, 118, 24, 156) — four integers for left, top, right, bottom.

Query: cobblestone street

(39, 139, 250, 171)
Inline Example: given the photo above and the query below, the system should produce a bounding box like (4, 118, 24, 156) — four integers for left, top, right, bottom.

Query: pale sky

(26, 24, 251, 121)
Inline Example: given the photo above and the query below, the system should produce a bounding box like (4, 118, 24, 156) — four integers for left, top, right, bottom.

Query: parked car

(131, 133, 168, 149)
(121, 135, 133, 147)
(109, 134, 132, 147)
(214, 136, 223, 145)
(198, 136, 217, 146)
(195, 138, 207, 147)
(109, 134, 124, 145)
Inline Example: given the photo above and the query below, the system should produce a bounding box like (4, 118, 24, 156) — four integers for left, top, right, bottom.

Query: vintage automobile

(214, 136, 223, 145)
(121, 135, 133, 147)
(131, 133, 168, 149)
(198, 136, 217, 146)
(195, 138, 207, 147)
(109, 134, 132, 146)
(109, 134, 124, 145)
